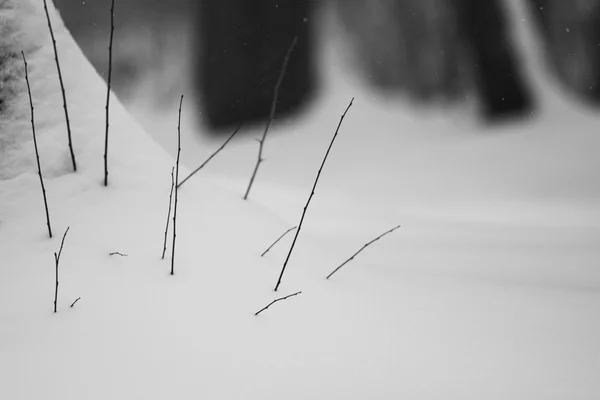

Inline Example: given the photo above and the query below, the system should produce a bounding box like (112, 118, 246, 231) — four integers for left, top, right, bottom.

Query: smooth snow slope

(1, 1, 600, 399)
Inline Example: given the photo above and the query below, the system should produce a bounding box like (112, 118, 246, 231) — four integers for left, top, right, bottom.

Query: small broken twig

(104, 0, 116, 186)
(70, 297, 81, 308)
(161, 167, 175, 259)
(243, 36, 297, 200)
(171, 95, 183, 276)
(53, 227, 70, 313)
(22, 51, 53, 239)
(254, 291, 302, 316)
(274, 98, 354, 292)
(109, 252, 128, 257)
(178, 123, 243, 189)
(261, 226, 297, 257)
(43, 0, 77, 172)
(326, 224, 401, 280)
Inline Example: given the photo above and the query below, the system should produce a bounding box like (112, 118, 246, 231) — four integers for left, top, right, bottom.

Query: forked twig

(254, 291, 302, 316)
(53, 227, 70, 313)
(171, 95, 183, 275)
(326, 224, 401, 280)
(161, 167, 175, 259)
(274, 98, 354, 292)
(243, 36, 298, 200)
(260, 226, 297, 257)
(22, 51, 53, 239)
(178, 123, 243, 189)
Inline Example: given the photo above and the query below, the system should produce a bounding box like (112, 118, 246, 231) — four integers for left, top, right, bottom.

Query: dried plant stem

(43, 0, 76, 172)
(243, 36, 298, 200)
(261, 226, 297, 257)
(171, 95, 183, 275)
(254, 291, 302, 316)
(274, 98, 354, 292)
(104, 0, 116, 186)
(326, 224, 401, 280)
(22, 51, 53, 239)
(53, 227, 70, 313)
(162, 167, 175, 259)
(70, 297, 81, 308)
(178, 123, 243, 189)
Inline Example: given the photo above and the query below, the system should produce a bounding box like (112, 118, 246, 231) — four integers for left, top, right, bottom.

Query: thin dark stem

(109, 252, 128, 257)
(254, 291, 302, 316)
(54, 252, 58, 313)
(171, 95, 183, 276)
(326, 224, 401, 280)
(70, 297, 81, 308)
(274, 98, 354, 292)
(43, 0, 76, 172)
(243, 36, 298, 200)
(53, 227, 69, 313)
(261, 226, 297, 257)
(104, 0, 116, 186)
(22, 51, 52, 239)
(56, 227, 70, 263)
(162, 167, 175, 259)
(178, 123, 243, 189)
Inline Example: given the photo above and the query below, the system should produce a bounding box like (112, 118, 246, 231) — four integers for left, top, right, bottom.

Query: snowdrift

(1, 1, 600, 399)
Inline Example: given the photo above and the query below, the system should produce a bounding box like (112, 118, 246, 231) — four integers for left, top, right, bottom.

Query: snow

(1, 0, 600, 399)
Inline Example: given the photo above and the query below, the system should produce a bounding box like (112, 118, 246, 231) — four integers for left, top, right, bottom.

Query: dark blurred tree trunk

(526, 0, 600, 103)
(335, 0, 534, 119)
(333, 0, 465, 102)
(196, 0, 316, 132)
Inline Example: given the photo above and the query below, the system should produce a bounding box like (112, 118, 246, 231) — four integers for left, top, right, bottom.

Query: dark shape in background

(52, 0, 600, 135)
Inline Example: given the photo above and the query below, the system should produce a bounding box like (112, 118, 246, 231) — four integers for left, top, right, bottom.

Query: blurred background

(52, 0, 600, 133)
(50, 0, 600, 223)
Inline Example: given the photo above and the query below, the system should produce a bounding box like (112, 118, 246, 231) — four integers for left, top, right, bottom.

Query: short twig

(43, 0, 76, 172)
(274, 98, 354, 292)
(326, 225, 401, 280)
(178, 123, 243, 189)
(104, 0, 116, 186)
(69, 297, 81, 308)
(161, 167, 175, 259)
(53, 227, 70, 313)
(254, 291, 302, 316)
(243, 36, 298, 201)
(109, 252, 128, 257)
(171, 95, 183, 276)
(22, 51, 52, 239)
(261, 226, 297, 257)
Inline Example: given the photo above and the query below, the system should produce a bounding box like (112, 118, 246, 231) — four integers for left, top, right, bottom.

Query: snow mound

(0, 0, 170, 182)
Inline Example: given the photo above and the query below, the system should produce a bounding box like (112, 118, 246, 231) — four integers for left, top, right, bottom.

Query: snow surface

(1, 0, 600, 399)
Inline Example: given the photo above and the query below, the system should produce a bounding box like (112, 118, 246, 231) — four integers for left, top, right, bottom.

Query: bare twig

(70, 297, 81, 308)
(243, 36, 298, 200)
(43, 0, 76, 172)
(161, 167, 175, 259)
(178, 123, 243, 189)
(274, 98, 354, 292)
(261, 226, 297, 257)
(53, 227, 70, 313)
(171, 95, 183, 275)
(22, 51, 52, 239)
(254, 291, 302, 316)
(104, 0, 116, 186)
(326, 224, 401, 280)
(109, 252, 128, 257)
